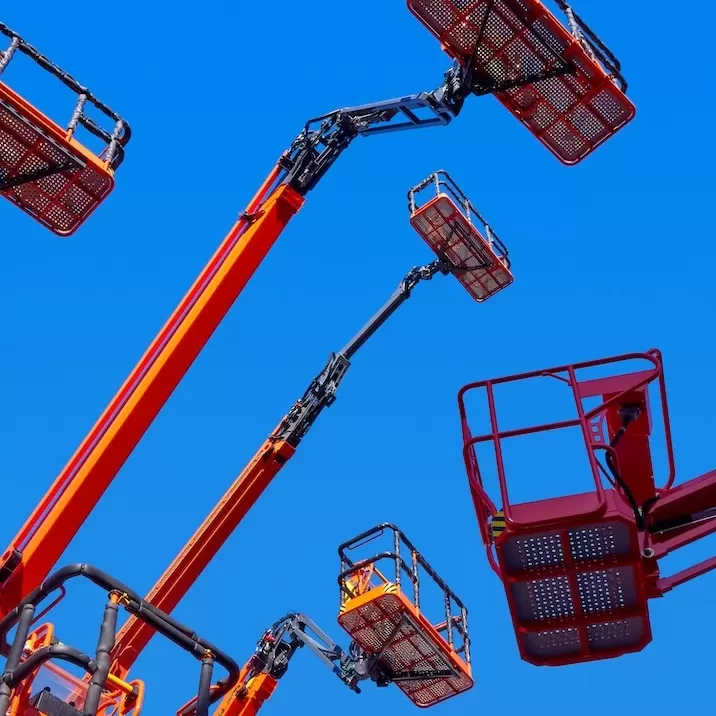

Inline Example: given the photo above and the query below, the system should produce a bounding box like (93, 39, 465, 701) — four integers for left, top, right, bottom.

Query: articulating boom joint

(271, 259, 449, 447)
(247, 614, 385, 694)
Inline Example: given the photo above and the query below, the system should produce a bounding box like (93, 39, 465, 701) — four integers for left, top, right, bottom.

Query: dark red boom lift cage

(458, 350, 716, 666)
(0, 23, 129, 236)
(408, 0, 635, 164)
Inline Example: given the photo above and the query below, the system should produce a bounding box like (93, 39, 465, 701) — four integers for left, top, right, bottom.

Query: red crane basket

(459, 350, 716, 666)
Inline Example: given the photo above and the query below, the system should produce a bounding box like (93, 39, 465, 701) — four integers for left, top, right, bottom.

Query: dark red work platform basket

(408, 0, 635, 164)
(0, 82, 115, 236)
(0, 23, 129, 236)
(408, 170, 513, 302)
(458, 351, 676, 666)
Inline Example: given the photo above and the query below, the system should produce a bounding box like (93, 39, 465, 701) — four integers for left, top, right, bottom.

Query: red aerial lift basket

(338, 524, 473, 708)
(0, 24, 130, 236)
(409, 170, 512, 302)
(458, 350, 716, 666)
(407, 0, 635, 164)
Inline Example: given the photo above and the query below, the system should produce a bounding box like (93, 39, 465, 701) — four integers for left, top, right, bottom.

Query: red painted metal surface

(410, 194, 513, 302)
(407, 0, 635, 164)
(0, 82, 115, 236)
(458, 351, 683, 665)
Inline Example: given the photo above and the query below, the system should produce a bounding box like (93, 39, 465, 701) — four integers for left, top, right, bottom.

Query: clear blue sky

(2, 1, 716, 714)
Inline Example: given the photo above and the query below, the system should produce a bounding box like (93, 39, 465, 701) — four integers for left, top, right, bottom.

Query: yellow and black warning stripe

(491, 510, 506, 539)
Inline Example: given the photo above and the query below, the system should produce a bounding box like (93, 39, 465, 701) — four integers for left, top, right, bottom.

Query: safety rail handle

(0, 22, 131, 168)
(0, 564, 240, 716)
(553, 1, 628, 91)
(457, 350, 676, 502)
(458, 350, 677, 540)
(407, 169, 510, 267)
(338, 523, 470, 664)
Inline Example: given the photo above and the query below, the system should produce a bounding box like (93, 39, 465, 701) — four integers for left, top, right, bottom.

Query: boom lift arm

(0, 0, 628, 618)
(0, 46, 484, 617)
(108, 258, 453, 677)
(189, 613, 384, 716)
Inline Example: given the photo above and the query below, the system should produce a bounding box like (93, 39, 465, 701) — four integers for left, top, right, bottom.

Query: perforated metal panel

(498, 519, 651, 664)
(0, 88, 114, 236)
(407, 0, 635, 164)
(410, 195, 512, 302)
(339, 591, 473, 707)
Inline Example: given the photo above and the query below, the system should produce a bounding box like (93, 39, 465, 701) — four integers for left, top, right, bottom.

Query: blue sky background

(2, 1, 716, 714)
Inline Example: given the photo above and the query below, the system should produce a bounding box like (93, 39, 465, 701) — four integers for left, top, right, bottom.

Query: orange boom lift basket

(407, 0, 635, 164)
(0, 23, 130, 236)
(408, 170, 513, 302)
(338, 524, 472, 708)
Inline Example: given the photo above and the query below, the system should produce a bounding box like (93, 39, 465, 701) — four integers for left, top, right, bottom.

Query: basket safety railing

(338, 523, 470, 663)
(553, 0, 628, 91)
(458, 350, 676, 576)
(0, 22, 130, 172)
(0, 565, 239, 716)
(408, 169, 510, 271)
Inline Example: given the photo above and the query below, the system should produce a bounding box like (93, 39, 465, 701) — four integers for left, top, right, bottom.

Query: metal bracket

(271, 352, 350, 448)
(280, 60, 479, 197)
(250, 614, 381, 693)
(0, 550, 21, 588)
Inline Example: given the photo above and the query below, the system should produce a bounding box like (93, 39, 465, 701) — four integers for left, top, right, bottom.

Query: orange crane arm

(0, 176, 302, 617)
(0, 67, 468, 618)
(110, 261, 451, 677)
(215, 673, 279, 716)
(111, 435, 296, 677)
(179, 614, 373, 716)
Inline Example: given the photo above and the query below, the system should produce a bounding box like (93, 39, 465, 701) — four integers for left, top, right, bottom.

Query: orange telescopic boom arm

(0, 175, 303, 616)
(110, 261, 450, 677)
(215, 673, 279, 716)
(177, 614, 374, 716)
(0, 81, 462, 617)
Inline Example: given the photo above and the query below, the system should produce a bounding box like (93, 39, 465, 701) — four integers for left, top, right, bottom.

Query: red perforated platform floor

(497, 512, 652, 665)
(408, 0, 635, 164)
(411, 194, 512, 302)
(339, 589, 473, 707)
(0, 83, 114, 236)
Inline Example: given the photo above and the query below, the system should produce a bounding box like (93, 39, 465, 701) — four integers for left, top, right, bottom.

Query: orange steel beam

(110, 258, 455, 676)
(112, 435, 296, 676)
(175, 666, 278, 716)
(0, 176, 304, 618)
(215, 673, 279, 716)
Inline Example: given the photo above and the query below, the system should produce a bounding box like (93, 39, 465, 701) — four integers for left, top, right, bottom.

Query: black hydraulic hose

(84, 597, 119, 716)
(0, 603, 35, 716)
(8, 644, 95, 685)
(195, 655, 214, 716)
(604, 416, 645, 529)
(4, 603, 35, 673)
